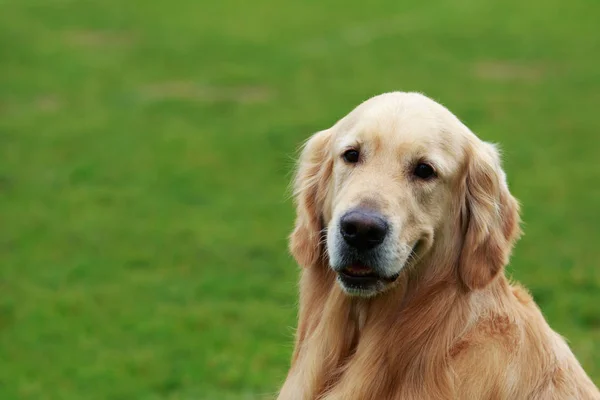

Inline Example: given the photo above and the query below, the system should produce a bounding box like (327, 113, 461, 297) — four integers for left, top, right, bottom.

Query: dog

(278, 92, 599, 399)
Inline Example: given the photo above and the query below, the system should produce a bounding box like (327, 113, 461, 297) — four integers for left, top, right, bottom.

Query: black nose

(340, 209, 388, 250)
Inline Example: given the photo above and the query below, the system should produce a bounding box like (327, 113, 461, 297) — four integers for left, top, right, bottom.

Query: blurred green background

(1, 0, 599, 398)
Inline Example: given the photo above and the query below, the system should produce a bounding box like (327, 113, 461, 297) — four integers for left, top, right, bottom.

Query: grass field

(1, 0, 599, 398)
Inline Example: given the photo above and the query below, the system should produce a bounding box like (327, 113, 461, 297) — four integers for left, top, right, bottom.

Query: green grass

(1, 0, 599, 398)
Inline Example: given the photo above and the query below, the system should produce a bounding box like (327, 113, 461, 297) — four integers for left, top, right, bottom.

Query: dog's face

(291, 93, 520, 297)
(325, 105, 465, 296)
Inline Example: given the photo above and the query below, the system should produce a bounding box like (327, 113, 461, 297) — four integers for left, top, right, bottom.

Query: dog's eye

(342, 149, 360, 163)
(414, 163, 436, 180)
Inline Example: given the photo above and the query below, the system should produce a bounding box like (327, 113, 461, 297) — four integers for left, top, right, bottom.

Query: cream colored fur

(278, 92, 599, 400)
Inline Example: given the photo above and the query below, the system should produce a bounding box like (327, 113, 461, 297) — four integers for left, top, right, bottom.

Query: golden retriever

(278, 92, 599, 400)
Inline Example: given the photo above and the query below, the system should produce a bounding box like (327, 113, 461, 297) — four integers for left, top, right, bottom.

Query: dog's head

(290, 92, 520, 297)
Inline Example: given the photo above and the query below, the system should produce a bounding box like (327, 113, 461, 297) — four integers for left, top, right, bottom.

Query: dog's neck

(286, 256, 510, 400)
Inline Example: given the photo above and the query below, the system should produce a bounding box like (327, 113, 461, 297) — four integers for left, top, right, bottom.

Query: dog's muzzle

(330, 208, 401, 295)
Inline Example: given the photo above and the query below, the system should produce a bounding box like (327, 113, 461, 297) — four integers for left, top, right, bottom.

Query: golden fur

(278, 92, 599, 399)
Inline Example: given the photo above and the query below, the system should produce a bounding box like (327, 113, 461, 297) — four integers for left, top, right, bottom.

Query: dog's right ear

(290, 129, 333, 268)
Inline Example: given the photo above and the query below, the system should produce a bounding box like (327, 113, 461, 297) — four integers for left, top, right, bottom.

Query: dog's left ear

(289, 129, 333, 268)
(459, 142, 521, 290)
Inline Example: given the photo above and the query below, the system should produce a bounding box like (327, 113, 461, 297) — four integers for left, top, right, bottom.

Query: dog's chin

(335, 265, 401, 298)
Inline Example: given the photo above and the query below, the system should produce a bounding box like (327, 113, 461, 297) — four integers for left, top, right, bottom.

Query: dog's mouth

(338, 264, 399, 284)
(333, 240, 423, 296)
(341, 264, 376, 277)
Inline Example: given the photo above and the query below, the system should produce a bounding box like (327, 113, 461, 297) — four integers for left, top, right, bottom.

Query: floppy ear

(289, 129, 333, 267)
(459, 142, 521, 290)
